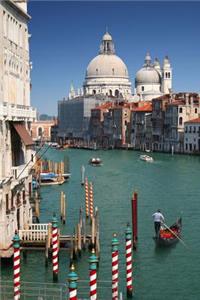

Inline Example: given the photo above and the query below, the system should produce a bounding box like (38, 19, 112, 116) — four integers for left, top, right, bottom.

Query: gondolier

(152, 209, 165, 238)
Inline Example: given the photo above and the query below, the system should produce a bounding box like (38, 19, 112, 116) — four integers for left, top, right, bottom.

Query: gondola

(153, 217, 182, 247)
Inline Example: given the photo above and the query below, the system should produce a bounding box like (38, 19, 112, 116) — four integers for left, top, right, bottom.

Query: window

(168, 72, 170, 78)
(185, 143, 188, 150)
(185, 126, 188, 133)
(112, 68, 115, 75)
(195, 108, 198, 113)
(96, 68, 98, 75)
(142, 86, 144, 92)
(179, 107, 182, 113)
(179, 117, 183, 126)
(93, 90, 96, 95)
(193, 127, 196, 133)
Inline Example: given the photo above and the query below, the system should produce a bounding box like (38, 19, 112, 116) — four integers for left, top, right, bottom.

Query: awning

(13, 123, 34, 146)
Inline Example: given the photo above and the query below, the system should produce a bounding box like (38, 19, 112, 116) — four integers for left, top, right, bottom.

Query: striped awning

(13, 123, 34, 146)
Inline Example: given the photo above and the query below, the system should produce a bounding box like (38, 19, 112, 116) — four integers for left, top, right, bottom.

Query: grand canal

(2, 149, 200, 299)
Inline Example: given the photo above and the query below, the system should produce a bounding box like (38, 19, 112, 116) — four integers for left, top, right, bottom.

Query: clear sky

(29, 1, 200, 115)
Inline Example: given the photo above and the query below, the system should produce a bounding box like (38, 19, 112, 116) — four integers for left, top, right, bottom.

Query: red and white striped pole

(52, 215, 59, 281)
(125, 223, 133, 298)
(89, 182, 94, 219)
(112, 233, 119, 300)
(13, 231, 21, 300)
(67, 264, 78, 300)
(89, 248, 98, 300)
(85, 178, 89, 218)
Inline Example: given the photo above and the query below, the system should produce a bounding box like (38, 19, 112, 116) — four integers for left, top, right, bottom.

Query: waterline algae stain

(2, 149, 200, 299)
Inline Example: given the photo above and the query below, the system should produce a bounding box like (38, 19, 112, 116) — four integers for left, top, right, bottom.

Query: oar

(162, 222, 187, 248)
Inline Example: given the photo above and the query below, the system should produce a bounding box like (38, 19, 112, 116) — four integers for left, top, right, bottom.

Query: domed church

(83, 32, 132, 100)
(135, 52, 172, 101)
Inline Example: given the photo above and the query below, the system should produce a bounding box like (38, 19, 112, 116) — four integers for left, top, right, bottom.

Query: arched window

(179, 117, 183, 126)
(141, 86, 144, 91)
(115, 89, 119, 97)
(165, 72, 168, 78)
(112, 68, 115, 75)
(93, 90, 96, 95)
(168, 72, 170, 78)
(96, 68, 98, 75)
(38, 127, 43, 137)
(109, 90, 113, 96)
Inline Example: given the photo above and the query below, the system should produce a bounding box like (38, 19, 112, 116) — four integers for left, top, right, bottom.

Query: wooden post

(89, 182, 94, 219)
(77, 223, 81, 257)
(81, 165, 85, 186)
(131, 192, 138, 249)
(91, 217, 96, 249)
(35, 198, 40, 220)
(125, 223, 133, 298)
(95, 207, 100, 258)
(60, 191, 63, 221)
(13, 231, 21, 300)
(85, 178, 89, 218)
(62, 194, 66, 224)
(67, 264, 78, 300)
(82, 218, 86, 250)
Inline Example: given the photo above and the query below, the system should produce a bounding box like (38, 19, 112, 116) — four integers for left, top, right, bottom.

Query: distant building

(31, 119, 56, 142)
(135, 53, 172, 101)
(58, 31, 174, 144)
(0, 0, 36, 257)
(184, 118, 200, 153)
(130, 102, 152, 150)
(58, 96, 101, 142)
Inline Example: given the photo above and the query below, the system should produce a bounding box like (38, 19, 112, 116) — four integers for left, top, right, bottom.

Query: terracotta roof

(13, 123, 34, 146)
(132, 102, 152, 112)
(185, 118, 200, 124)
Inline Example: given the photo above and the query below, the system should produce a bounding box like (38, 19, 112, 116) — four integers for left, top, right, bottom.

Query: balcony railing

(11, 164, 29, 180)
(0, 102, 36, 120)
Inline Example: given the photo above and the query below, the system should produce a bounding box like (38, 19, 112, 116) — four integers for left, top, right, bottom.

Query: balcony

(0, 102, 36, 121)
(11, 164, 29, 181)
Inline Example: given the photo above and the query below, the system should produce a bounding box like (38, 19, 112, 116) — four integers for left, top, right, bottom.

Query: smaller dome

(136, 67, 161, 84)
(103, 32, 112, 41)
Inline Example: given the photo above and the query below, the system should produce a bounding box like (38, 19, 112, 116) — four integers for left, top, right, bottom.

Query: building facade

(31, 119, 56, 142)
(184, 118, 200, 153)
(0, 0, 36, 257)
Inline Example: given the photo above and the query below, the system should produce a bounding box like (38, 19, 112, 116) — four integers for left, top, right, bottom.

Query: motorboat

(89, 157, 102, 166)
(139, 155, 154, 162)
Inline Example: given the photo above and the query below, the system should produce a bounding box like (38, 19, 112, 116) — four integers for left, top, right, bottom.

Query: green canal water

(2, 149, 200, 299)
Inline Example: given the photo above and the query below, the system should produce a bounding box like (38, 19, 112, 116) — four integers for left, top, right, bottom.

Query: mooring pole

(85, 178, 89, 218)
(52, 214, 59, 281)
(131, 192, 138, 249)
(125, 223, 133, 298)
(81, 165, 85, 186)
(112, 233, 119, 300)
(67, 264, 78, 300)
(89, 248, 98, 300)
(13, 231, 21, 300)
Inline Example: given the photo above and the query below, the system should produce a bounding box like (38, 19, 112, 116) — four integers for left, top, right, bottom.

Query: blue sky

(29, 1, 200, 115)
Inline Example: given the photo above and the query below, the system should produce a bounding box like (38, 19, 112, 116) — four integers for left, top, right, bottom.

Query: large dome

(86, 54, 129, 79)
(135, 67, 161, 84)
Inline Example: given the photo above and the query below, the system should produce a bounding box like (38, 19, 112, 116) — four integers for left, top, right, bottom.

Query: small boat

(89, 157, 102, 166)
(40, 172, 65, 186)
(153, 218, 182, 247)
(139, 155, 154, 162)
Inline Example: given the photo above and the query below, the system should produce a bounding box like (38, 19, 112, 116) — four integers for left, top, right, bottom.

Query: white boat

(89, 157, 102, 166)
(139, 155, 154, 162)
